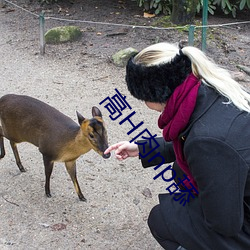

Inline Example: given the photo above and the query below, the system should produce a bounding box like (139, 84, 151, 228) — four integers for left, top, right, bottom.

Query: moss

(152, 16, 199, 33)
(152, 16, 172, 27)
(112, 48, 138, 67)
(45, 26, 82, 44)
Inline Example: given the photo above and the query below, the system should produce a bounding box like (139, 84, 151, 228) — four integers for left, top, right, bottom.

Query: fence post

(188, 25, 195, 46)
(0, 0, 5, 8)
(201, 0, 208, 51)
(39, 11, 45, 55)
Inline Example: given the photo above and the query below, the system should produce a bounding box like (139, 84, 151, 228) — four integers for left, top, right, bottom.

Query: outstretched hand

(104, 141, 139, 160)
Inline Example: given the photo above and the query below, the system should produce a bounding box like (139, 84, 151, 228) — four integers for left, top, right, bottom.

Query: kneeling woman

(105, 42, 250, 249)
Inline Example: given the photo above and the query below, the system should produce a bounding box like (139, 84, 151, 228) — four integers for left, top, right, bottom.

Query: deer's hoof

(46, 193, 52, 198)
(79, 196, 87, 202)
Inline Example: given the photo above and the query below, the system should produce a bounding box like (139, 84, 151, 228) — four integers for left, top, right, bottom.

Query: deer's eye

(89, 133, 94, 139)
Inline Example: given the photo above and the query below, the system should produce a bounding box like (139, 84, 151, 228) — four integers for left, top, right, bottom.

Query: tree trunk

(171, 0, 198, 25)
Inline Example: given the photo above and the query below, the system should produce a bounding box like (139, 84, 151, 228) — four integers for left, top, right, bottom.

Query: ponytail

(182, 46, 250, 112)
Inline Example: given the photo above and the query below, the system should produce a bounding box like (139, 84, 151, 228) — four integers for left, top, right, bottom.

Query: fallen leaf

(142, 187, 152, 198)
(51, 223, 67, 231)
(143, 12, 155, 18)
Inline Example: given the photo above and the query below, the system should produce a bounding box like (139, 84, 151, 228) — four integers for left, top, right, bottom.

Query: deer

(0, 94, 110, 201)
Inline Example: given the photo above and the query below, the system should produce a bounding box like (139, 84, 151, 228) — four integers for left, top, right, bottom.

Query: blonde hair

(134, 42, 250, 113)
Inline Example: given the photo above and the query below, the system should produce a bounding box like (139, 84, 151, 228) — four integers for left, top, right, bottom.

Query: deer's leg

(65, 161, 86, 202)
(10, 141, 25, 172)
(0, 127, 5, 159)
(43, 155, 54, 198)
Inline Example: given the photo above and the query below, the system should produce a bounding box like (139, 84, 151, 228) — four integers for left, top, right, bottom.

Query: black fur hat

(125, 52, 192, 103)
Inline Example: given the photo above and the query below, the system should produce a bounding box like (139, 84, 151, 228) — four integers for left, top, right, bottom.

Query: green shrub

(135, 0, 172, 15)
(196, 0, 216, 15)
(135, 0, 250, 18)
(213, 0, 250, 17)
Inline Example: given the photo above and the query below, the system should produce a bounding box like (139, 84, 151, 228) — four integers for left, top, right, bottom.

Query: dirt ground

(0, 0, 249, 249)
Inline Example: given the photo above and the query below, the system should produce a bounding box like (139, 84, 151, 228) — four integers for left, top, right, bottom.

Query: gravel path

(0, 5, 165, 250)
(0, 1, 249, 249)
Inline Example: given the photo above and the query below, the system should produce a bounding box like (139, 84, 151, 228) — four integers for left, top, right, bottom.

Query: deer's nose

(103, 152, 111, 159)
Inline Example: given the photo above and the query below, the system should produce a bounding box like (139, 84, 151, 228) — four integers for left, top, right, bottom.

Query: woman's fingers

(115, 142, 129, 155)
(104, 141, 138, 160)
(104, 141, 128, 155)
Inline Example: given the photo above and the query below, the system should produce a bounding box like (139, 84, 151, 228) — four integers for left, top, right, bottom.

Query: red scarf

(158, 73, 200, 190)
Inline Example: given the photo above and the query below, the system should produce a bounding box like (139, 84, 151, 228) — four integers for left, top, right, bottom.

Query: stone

(45, 26, 82, 44)
(112, 47, 138, 67)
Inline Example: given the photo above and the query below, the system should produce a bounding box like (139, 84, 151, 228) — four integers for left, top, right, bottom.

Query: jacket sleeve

(185, 136, 248, 237)
(137, 137, 176, 168)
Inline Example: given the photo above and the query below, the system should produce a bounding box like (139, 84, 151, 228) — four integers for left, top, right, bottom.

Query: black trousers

(148, 204, 180, 249)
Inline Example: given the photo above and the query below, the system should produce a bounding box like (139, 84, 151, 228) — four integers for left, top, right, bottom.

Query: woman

(104, 42, 250, 250)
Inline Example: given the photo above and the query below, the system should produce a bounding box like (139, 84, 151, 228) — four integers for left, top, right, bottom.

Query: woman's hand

(104, 141, 139, 160)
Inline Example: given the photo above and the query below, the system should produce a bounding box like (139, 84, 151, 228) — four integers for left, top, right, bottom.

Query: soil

(0, 0, 249, 249)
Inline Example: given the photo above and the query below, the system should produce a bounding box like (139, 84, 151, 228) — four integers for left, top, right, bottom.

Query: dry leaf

(143, 12, 155, 18)
(142, 187, 152, 198)
(51, 223, 67, 231)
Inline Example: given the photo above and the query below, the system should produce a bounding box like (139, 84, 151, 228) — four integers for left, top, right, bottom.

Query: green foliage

(213, 0, 237, 17)
(197, 0, 217, 15)
(135, 0, 172, 15)
(134, 0, 250, 18)
(239, 0, 250, 9)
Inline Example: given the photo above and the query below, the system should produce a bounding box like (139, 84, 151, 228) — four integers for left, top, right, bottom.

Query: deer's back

(0, 94, 79, 147)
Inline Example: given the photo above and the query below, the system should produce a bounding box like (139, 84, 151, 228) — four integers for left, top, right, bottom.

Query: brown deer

(0, 94, 110, 201)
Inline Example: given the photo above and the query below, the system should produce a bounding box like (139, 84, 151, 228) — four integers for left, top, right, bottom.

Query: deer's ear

(92, 106, 102, 118)
(76, 111, 85, 125)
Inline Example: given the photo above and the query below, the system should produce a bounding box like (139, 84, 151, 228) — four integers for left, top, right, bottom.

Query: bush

(134, 0, 172, 15)
(212, 0, 250, 17)
(135, 0, 250, 18)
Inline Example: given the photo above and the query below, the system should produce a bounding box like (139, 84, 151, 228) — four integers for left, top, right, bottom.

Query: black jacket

(138, 84, 250, 249)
